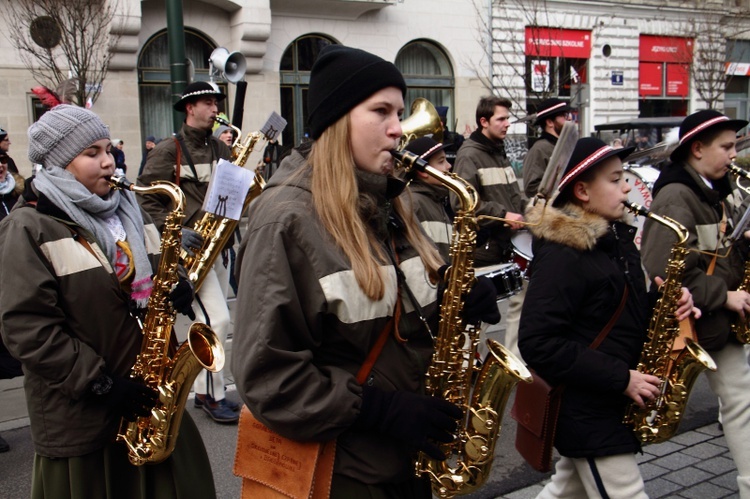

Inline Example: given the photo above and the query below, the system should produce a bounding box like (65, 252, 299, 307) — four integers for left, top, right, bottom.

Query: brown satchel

(233, 301, 401, 498)
(511, 287, 629, 473)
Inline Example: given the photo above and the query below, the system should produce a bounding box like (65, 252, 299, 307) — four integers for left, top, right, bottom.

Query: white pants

(704, 343, 750, 497)
(503, 281, 527, 363)
(537, 454, 647, 499)
(192, 263, 231, 401)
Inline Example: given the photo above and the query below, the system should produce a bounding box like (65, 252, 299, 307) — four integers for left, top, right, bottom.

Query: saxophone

(727, 162, 750, 343)
(111, 175, 225, 466)
(180, 117, 266, 291)
(391, 150, 532, 499)
(622, 201, 717, 444)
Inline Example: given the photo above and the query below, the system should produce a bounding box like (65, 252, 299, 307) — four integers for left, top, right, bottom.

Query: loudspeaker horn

(209, 48, 247, 84)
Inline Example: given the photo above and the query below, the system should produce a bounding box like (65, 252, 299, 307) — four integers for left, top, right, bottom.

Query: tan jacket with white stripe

(0, 188, 161, 457)
(233, 149, 441, 485)
(641, 162, 748, 351)
(452, 130, 525, 265)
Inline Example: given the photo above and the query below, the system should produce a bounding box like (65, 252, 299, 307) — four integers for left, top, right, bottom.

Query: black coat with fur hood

(519, 201, 651, 458)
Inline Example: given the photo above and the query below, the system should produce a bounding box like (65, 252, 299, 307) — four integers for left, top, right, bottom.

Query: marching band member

(519, 137, 697, 499)
(641, 109, 750, 496)
(402, 136, 454, 262)
(138, 82, 239, 424)
(0, 105, 213, 499)
(232, 44, 499, 498)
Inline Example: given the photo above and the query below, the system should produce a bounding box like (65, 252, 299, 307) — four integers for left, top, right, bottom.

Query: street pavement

(0, 298, 741, 498)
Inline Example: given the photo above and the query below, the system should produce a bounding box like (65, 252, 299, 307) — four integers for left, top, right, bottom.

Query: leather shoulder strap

(589, 286, 629, 351)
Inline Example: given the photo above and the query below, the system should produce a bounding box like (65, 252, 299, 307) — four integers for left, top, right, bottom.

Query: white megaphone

(209, 47, 247, 84)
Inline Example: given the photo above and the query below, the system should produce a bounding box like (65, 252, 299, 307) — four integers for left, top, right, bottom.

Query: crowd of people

(1, 43, 750, 499)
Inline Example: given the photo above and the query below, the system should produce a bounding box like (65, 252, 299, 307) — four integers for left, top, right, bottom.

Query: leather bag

(511, 287, 629, 473)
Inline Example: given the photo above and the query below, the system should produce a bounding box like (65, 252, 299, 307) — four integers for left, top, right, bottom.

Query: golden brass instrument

(392, 150, 532, 498)
(180, 117, 266, 291)
(111, 175, 225, 465)
(622, 201, 716, 444)
(398, 98, 444, 150)
(727, 162, 750, 343)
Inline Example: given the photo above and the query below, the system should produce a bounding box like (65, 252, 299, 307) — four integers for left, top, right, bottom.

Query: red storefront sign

(525, 27, 592, 59)
(639, 62, 663, 96)
(639, 35, 693, 63)
(666, 64, 689, 97)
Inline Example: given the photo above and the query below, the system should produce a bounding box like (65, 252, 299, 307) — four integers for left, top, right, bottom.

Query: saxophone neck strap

(589, 286, 629, 350)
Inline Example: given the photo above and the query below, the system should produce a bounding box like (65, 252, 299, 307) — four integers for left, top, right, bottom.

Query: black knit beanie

(307, 45, 406, 140)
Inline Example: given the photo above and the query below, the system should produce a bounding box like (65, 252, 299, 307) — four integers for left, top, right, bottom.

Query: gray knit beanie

(28, 105, 110, 168)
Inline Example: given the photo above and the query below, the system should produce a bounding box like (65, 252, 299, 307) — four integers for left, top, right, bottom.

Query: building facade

(0, 0, 748, 177)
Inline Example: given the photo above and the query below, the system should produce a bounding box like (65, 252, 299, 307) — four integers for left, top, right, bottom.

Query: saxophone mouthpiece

(109, 175, 133, 190)
(391, 149, 428, 173)
(214, 116, 229, 127)
(623, 200, 649, 218)
(729, 162, 750, 181)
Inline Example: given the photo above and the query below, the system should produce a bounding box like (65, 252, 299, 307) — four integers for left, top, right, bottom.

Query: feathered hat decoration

(31, 86, 62, 109)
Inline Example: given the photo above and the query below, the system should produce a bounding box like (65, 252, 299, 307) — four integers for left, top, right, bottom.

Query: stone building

(0, 0, 748, 177)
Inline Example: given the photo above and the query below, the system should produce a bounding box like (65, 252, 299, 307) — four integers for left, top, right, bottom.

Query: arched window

(138, 29, 227, 143)
(396, 41, 455, 129)
(279, 34, 336, 151)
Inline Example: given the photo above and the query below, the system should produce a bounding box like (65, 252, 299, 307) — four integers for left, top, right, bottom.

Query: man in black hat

(520, 137, 697, 498)
(522, 98, 572, 198)
(641, 109, 750, 495)
(137, 81, 240, 424)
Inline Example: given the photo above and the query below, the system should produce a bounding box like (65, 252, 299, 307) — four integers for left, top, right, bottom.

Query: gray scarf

(34, 167, 153, 306)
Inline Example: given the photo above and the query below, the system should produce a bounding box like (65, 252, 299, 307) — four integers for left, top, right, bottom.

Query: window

(279, 35, 336, 152)
(138, 29, 227, 143)
(396, 41, 455, 130)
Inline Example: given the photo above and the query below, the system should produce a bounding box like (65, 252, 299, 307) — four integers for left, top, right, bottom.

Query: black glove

(170, 277, 196, 320)
(353, 385, 462, 460)
(464, 276, 501, 325)
(91, 374, 158, 422)
(181, 228, 204, 257)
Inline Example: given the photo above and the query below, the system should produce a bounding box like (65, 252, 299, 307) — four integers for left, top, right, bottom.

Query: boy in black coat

(519, 137, 698, 498)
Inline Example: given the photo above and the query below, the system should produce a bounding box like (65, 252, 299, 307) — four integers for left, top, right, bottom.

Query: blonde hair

(309, 115, 443, 301)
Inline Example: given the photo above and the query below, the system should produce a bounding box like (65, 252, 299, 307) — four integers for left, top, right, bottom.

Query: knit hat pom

(28, 104, 110, 168)
(307, 45, 406, 140)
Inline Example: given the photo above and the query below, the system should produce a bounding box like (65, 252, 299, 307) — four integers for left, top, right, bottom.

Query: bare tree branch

(2, 0, 125, 107)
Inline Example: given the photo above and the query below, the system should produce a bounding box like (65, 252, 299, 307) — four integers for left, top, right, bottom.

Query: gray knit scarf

(34, 167, 153, 306)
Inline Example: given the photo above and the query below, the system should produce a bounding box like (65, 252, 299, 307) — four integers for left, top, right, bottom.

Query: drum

(476, 262, 524, 300)
(623, 165, 658, 249)
(511, 230, 533, 276)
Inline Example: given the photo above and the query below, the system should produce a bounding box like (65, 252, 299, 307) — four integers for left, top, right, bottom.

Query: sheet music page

(202, 159, 254, 220)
